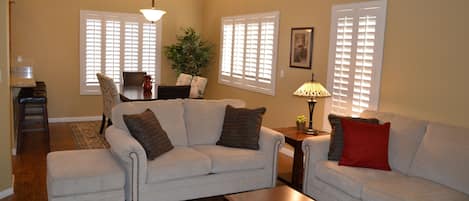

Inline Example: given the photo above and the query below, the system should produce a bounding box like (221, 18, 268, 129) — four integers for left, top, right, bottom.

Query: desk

(119, 84, 157, 102)
(274, 127, 328, 190)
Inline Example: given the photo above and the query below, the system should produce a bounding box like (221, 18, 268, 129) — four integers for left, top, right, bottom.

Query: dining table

(119, 84, 158, 102)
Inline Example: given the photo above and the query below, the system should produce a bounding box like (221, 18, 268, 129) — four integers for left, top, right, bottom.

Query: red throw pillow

(339, 118, 391, 171)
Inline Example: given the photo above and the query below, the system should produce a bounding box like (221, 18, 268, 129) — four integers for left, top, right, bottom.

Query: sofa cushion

(339, 119, 391, 171)
(146, 147, 211, 184)
(315, 160, 402, 198)
(123, 109, 174, 160)
(111, 100, 188, 146)
(184, 99, 245, 145)
(328, 114, 380, 161)
(362, 176, 469, 201)
(47, 149, 125, 197)
(361, 110, 428, 174)
(408, 122, 469, 195)
(217, 106, 266, 150)
(193, 145, 265, 173)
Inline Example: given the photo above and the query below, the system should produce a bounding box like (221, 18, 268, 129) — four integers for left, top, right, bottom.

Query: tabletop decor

(293, 73, 331, 135)
(289, 27, 314, 69)
(296, 115, 306, 131)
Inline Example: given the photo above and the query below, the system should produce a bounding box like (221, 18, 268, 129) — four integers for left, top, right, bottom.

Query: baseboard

(48, 116, 101, 123)
(0, 187, 13, 199)
(280, 147, 294, 158)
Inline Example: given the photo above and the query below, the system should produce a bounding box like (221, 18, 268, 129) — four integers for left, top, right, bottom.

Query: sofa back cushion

(361, 110, 427, 174)
(112, 99, 188, 146)
(184, 99, 245, 145)
(409, 122, 469, 195)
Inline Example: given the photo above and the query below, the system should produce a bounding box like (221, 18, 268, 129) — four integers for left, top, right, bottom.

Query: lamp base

(305, 128, 319, 135)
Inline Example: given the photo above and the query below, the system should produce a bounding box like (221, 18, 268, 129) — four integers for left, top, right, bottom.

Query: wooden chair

(123, 72, 146, 87)
(96, 73, 120, 134)
(157, 85, 191, 100)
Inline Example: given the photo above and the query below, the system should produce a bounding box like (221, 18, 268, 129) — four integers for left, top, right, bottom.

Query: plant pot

(296, 121, 306, 132)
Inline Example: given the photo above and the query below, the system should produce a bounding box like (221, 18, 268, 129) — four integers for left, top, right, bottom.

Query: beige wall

(10, 0, 204, 118)
(203, 0, 469, 129)
(0, 0, 12, 191)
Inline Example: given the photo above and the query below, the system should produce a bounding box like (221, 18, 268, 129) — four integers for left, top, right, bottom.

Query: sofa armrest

(105, 125, 147, 201)
(302, 135, 331, 193)
(259, 126, 285, 187)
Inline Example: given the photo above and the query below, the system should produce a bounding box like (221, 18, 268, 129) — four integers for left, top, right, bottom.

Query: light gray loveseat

(105, 99, 285, 201)
(302, 110, 469, 201)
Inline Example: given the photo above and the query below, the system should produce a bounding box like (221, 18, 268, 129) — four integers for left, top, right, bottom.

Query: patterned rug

(70, 121, 110, 149)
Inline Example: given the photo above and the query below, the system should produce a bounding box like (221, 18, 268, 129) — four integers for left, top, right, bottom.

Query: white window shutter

(124, 22, 139, 72)
(218, 11, 279, 95)
(80, 10, 162, 95)
(141, 23, 158, 80)
(325, 1, 387, 122)
(84, 18, 102, 87)
(104, 20, 121, 84)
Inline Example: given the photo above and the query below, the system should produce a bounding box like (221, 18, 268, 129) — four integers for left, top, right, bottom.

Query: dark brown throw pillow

(217, 105, 266, 150)
(328, 114, 379, 161)
(123, 109, 174, 160)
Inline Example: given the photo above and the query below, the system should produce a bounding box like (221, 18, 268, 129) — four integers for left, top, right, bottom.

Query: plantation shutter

(80, 10, 162, 95)
(84, 17, 102, 87)
(326, 1, 387, 117)
(104, 19, 121, 83)
(219, 11, 279, 95)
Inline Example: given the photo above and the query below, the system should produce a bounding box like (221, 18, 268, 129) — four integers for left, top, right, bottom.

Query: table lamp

(293, 73, 331, 135)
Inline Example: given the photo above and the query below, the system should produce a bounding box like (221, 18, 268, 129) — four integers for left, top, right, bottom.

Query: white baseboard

(49, 116, 101, 123)
(280, 147, 294, 158)
(0, 187, 13, 199)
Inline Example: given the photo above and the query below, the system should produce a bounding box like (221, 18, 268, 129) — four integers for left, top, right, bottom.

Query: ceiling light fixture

(140, 0, 166, 22)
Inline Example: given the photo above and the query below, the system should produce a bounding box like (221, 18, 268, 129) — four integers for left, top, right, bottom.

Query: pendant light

(140, 0, 166, 22)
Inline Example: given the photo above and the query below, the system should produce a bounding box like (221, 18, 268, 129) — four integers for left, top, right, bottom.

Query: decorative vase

(296, 121, 306, 132)
(143, 75, 152, 92)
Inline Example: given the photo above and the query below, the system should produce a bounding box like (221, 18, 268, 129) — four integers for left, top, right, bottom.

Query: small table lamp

(293, 74, 331, 135)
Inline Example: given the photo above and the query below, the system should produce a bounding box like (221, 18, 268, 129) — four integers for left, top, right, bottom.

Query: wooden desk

(274, 127, 328, 190)
(119, 84, 157, 102)
(225, 185, 314, 201)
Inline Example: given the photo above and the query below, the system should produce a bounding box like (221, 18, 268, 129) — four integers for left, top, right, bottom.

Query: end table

(274, 127, 328, 190)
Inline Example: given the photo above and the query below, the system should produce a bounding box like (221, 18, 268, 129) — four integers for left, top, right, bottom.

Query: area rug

(70, 121, 110, 149)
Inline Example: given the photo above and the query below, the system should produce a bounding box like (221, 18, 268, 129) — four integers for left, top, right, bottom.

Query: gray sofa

(302, 110, 469, 201)
(105, 99, 285, 201)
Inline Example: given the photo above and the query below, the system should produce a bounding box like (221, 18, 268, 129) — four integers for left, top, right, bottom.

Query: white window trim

(79, 10, 162, 95)
(323, 0, 387, 131)
(217, 11, 280, 96)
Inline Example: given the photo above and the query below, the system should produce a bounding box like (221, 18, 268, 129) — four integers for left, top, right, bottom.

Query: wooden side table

(274, 127, 328, 190)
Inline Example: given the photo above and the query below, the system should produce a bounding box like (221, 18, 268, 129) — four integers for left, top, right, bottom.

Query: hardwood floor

(0, 122, 293, 201)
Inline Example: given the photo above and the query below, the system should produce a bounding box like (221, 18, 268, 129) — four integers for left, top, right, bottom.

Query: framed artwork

(289, 27, 314, 69)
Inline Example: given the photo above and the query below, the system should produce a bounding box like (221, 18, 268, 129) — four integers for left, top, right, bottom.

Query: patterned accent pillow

(217, 105, 266, 150)
(328, 114, 380, 161)
(123, 109, 174, 160)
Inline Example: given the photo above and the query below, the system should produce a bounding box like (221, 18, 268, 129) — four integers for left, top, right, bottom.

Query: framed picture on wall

(289, 27, 314, 69)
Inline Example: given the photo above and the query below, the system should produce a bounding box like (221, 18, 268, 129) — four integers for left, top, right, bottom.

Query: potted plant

(164, 27, 213, 98)
(296, 115, 306, 131)
(164, 27, 213, 76)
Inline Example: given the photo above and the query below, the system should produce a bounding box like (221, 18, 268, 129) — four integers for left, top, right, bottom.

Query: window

(218, 11, 280, 95)
(325, 1, 387, 117)
(80, 10, 161, 95)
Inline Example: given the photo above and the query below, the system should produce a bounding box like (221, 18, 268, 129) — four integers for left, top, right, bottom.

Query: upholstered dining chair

(96, 73, 120, 134)
(123, 71, 146, 87)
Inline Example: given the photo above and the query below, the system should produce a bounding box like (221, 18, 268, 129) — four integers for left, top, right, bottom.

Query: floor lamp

(293, 74, 331, 135)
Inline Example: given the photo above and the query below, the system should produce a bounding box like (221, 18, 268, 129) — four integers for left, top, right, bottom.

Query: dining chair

(157, 85, 191, 100)
(96, 73, 120, 134)
(123, 71, 146, 87)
